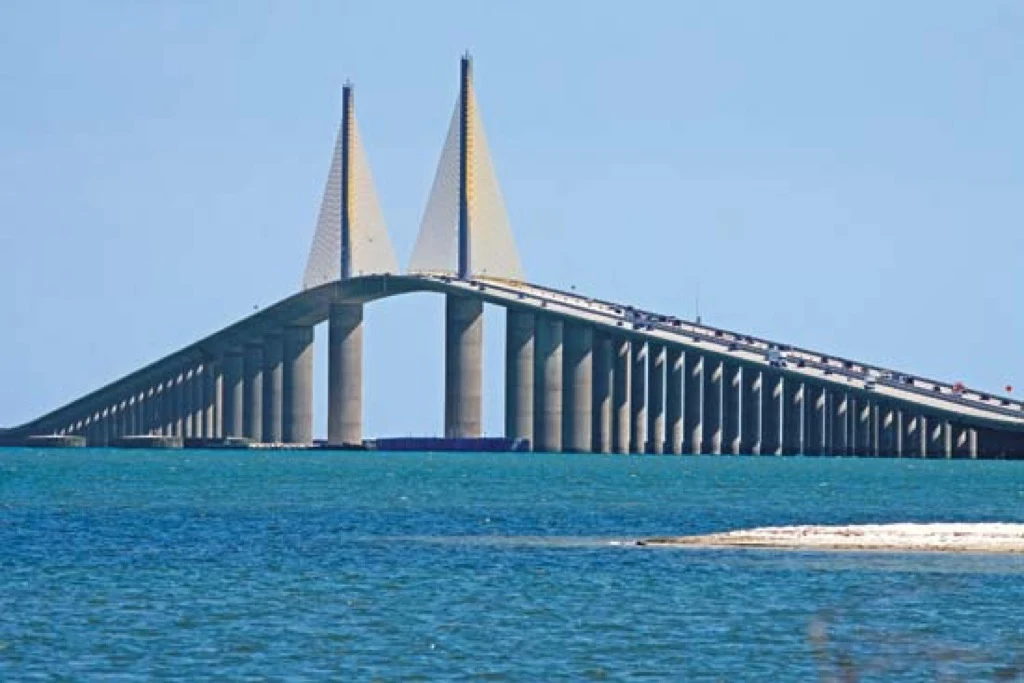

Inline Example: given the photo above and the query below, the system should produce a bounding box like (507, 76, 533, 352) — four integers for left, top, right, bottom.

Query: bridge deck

(5, 274, 1022, 439)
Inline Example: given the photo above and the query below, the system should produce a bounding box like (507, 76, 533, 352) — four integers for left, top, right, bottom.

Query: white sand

(641, 523, 1024, 553)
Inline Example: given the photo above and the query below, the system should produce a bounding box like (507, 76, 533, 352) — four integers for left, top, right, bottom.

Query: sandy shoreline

(639, 523, 1024, 553)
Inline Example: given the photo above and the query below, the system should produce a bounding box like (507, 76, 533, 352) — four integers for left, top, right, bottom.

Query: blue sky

(2, 1, 1022, 438)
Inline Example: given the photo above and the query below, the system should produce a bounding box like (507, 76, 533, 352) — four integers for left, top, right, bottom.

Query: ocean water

(0, 450, 1022, 681)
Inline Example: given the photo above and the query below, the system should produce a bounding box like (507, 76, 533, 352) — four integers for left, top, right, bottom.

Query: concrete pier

(444, 294, 483, 439)
(782, 378, 802, 455)
(741, 367, 761, 455)
(703, 358, 722, 454)
(666, 348, 683, 454)
(684, 354, 702, 453)
(563, 323, 593, 453)
(955, 426, 977, 458)
(831, 393, 848, 456)
(172, 374, 185, 437)
(762, 372, 782, 455)
(630, 341, 647, 453)
(209, 360, 223, 438)
(612, 338, 631, 454)
(223, 352, 244, 438)
(534, 315, 563, 452)
(806, 383, 825, 455)
(854, 399, 871, 456)
(505, 309, 535, 448)
(647, 344, 665, 454)
(879, 405, 897, 456)
(243, 344, 264, 441)
(905, 414, 922, 457)
(190, 369, 203, 438)
(591, 333, 613, 453)
(262, 334, 283, 443)
(143, 388, 154, 435)
(181, 372, 193, 438)
(722, 362, 740, 454)
(283, 325, 314, 444)
(328, 303, 364, 447)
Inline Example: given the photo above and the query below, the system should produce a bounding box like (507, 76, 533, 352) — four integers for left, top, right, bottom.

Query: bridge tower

(303, 82, 398, 446)
(409, 53, 525, 440)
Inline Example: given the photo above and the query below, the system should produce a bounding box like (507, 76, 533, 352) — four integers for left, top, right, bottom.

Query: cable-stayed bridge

(4, 56, 1023, 458)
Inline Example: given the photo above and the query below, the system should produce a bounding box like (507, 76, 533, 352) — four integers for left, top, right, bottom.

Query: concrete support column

(173, 375, 186, 437)
(806, 384, 826, 455)
(782, 379, 802, 455)
(741, 367, 761, 455)
(192, 368, 204, 440)
(98, 409, 110, 446)
(703, 358, 723, 454)
(243, 344, 264, 442)
(646, 344, 665, 454)
(143, 388, 154, 435)
(684, 354, 703, 454)
(630, 341, 647, 453)
(942, 420, 953, 458)
(666, 348, 683, 455)
(854, 399, 871, 456)
(612, 338, 631, 454)
(924, 416, 943, 457)
(328, 304, 364, 447)
(160, 381, 172, 436)
(869, 403, 880, 456)
(879, 405, 897, 456)
(591, 333, 613, 453)
(444, 295, 483, 439)
(831, 393, 848, 456)
(894, 410, 904, 457)
(160, 376, 175, 436)
(129, 395, 140, 436)
(722, 362, 741, 455)
(904, 414, 922, 457)
(222, 351, 244, 438)
(533, 315, 563, 452)
(204, 361, 222, 439)
(110, 405, 121, 441)
(262, 334, 283, 443)
(506, 309, 536, 448)
(960, 427, 978, 458)
(762, 372, 782, 455)
(180, 372, 193, 439)
(158, 384, 169, 436)
(283, 326, 314, 444)
(563, 323, 593, 453)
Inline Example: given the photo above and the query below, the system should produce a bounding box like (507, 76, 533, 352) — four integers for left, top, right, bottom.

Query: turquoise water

(1, 450, 1022, 680)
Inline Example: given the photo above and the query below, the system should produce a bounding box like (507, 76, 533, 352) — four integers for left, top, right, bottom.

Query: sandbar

(639, 523, 1024, 553)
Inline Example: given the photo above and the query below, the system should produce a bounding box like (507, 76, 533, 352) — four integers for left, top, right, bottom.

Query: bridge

(4, 56, 1023, 458)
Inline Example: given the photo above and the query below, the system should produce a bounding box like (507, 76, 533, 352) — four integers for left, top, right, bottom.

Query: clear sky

(2, 1, 1022, 438)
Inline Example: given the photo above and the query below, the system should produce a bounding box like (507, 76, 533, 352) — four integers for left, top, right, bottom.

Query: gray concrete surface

(444, 294, 483, 439)
(283, 326, 314, 444)
(630, 341, 647, 453)
(262, 334, 283, 443)
(534, 314, 563, 452)
(328, 303, 364, 446)
(612, 337, 631, 454)
(563, 323, 593, 453)
(591, 332, 612, 454)
(505, 308, 535, 448)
